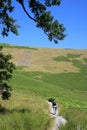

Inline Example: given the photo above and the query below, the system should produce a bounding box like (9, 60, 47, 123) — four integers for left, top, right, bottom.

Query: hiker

(52, 100, 57, 115)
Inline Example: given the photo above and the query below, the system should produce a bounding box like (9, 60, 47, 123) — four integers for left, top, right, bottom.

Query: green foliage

(67, 53, 82, 58)
(0, 0, 19, 37)
(0, 0, 66, 43)
(72, 59, 87, 73)
(53, 53, 87, 75)
(0, 43, 11, 48)
(59, 108, 87, 130)
(53, 53, 82, 62)
(0, 43, 38, 50)
(0, 46, 15, 99)
(48, 97, 55, 102)
(83, 57, 87, 62)
(53, 56, 69, 61)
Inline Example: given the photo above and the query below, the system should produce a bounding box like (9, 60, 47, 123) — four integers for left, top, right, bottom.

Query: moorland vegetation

(0, 44, 87, 130)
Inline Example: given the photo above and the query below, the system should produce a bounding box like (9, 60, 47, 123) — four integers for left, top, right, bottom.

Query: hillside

(1, 43, 87, 129)
(2, 44, 87, 73)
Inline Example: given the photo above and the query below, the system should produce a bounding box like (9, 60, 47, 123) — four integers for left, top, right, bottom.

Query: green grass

(11, 70, 87, 111)
(0, 43, 38, 50)
(53, 53, 82, 62)
(0, 92, 51, 130)
(0, 110, 49, 130)
(53, 56, 69, 62)
(83, 57, 87, 62)
(67, 53, 82, 58)
(59, 107, 87, 130)
(1, 47, 87, 129)
(9, 59, 87, 130)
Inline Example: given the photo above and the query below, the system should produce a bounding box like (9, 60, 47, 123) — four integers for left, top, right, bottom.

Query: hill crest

(2, 44, 87, 73)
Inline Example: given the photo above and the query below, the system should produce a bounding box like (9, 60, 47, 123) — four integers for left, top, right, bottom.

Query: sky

(0, 0, 87, 49)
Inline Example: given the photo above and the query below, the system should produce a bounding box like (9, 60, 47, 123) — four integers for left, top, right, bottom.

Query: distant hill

(1, 43, 87, 73)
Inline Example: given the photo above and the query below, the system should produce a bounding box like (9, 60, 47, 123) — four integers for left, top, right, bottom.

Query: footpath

(47, 101, 67, 130)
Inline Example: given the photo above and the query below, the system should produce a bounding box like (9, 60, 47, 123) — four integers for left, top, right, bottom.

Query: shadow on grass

(0, 104, 30, 115)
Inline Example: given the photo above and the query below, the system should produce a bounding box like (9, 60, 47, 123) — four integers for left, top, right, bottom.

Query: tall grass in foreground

(0, 92, 52, 130)
(11, 69, 87, 130)
(59, 106, 87, 130)
(0, 112, 50, 130)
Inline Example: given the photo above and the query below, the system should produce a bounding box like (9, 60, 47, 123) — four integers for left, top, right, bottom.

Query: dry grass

(2, 47, 87, 73)
(0, 91, 49, 114)
(0, 91, 52, 130)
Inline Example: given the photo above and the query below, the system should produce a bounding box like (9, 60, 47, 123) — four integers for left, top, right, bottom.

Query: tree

(0, 46, 15, 100)
(0, 0, 66, 43)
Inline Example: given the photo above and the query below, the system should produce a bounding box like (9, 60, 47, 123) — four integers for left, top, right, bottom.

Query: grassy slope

(12, 70, 87, 111)
(1, 43, 87, 129)
(2, 44, 87, 73)
(0, 91, 51, 130)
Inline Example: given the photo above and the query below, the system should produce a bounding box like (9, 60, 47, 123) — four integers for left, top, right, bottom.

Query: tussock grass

(0, 92, 51, 130)
(1, 44, 87, 129)
(9, 65, 87, 129)
(59, 107, 87, 130)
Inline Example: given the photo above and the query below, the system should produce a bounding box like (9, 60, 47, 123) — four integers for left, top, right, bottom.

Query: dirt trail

(47, 101, 67, 130)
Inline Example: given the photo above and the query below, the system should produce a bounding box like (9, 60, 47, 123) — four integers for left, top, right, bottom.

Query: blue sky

(0, 0, 87, 49)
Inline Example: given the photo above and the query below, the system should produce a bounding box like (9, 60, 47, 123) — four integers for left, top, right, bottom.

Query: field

(0, 43, 87, 129)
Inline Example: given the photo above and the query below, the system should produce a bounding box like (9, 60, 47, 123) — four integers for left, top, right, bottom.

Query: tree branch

(18, 1, 36, 22)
